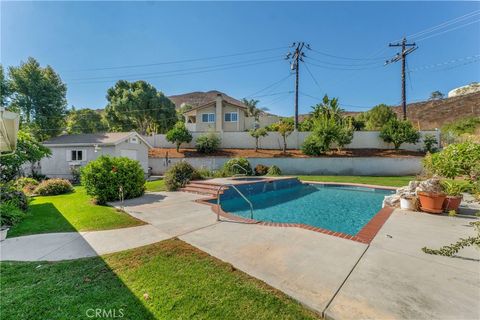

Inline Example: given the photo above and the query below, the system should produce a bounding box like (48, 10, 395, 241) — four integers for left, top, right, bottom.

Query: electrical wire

(64, 46, 288, 72)
(309, 48, 388, 61)
(303, 61, 322, 90)
(408, 54, 480, 72)
(414, 19, 480, 42)
(244, 73, 293, 98)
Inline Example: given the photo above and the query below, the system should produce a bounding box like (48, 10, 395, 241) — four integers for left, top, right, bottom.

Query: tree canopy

(104, 80, 177, 135)
(66, 108, 108, 134)
(429, 91, 445, 100)
(380, 119, 420, 149)
(359, 104, 397, 130)
(7, 57, 67, 141)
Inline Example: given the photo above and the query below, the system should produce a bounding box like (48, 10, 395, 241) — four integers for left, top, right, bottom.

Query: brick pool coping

(194, 180, 396, 244)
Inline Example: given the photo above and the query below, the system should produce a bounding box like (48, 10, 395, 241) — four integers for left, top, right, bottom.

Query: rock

(383, 194, 401, 208)
(408, 181, 420, 192)
(416, 177, 443, 194)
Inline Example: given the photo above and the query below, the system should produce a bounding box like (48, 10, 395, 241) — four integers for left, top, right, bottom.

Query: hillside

(299, 91, 479, 129)
(391, 91, 480, 129)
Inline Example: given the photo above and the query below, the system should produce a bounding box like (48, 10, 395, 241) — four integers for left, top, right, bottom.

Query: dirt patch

(149, 148, 425, 159)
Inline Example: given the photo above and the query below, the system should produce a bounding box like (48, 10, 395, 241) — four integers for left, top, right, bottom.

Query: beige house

(169, 91, 279, 132)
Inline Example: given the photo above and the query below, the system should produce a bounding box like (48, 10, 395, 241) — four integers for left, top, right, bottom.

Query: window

(71, 150, 83, 161)
(201, 113, 215, 123)
(224, 112, 238, 122)
(129, 136, 139, 144)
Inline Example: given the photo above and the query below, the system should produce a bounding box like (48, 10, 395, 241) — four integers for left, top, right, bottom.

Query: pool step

(180, 182, 226, 196)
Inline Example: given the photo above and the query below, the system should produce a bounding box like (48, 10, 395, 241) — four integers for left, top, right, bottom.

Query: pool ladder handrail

(232, 163, 249, 176)
(216, 184, 254, 221)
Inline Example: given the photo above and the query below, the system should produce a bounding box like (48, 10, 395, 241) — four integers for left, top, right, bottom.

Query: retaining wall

(149, 156, 423, 176)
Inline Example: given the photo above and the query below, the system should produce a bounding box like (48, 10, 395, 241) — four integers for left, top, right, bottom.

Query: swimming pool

(214, 178, 394, 236)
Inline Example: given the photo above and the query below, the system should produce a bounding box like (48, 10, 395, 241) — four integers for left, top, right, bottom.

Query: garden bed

(149, 148, 425, 159)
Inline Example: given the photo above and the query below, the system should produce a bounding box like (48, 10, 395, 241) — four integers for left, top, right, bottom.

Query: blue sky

(2, 1, 479, 116)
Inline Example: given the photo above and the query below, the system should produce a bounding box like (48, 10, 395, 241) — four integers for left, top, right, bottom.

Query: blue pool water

(216, 179, 393, 236)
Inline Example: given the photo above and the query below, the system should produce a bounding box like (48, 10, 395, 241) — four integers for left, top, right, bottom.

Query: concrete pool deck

(1, 190, 479, 319)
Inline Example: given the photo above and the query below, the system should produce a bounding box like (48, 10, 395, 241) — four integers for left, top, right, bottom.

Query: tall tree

(66, 108, 108, 134)
(311, 95, 344, 121)
(104, 80, 176, 135)
(0, 65, 11, 108)
(8, 57, 67, 141)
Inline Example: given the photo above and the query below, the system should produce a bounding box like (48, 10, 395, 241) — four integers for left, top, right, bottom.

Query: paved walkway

(1, 191, 479, 320)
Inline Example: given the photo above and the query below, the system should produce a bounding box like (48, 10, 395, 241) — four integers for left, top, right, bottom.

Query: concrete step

(180, 186, 224, 196)
(187, 183, 223, 190)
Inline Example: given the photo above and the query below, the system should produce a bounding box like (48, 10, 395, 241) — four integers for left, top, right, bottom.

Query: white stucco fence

(149, 156, 423, 176)
(144, 130, 440, 151)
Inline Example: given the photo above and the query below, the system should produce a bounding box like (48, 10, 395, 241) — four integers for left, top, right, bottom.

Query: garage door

(120, 149, 137, 160)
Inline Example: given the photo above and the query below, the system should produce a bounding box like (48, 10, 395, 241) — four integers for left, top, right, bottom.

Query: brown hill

(391, 92, 479, 129)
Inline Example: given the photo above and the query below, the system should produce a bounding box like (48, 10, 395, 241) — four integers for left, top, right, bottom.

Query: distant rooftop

(168, 90, 247, 110)
(43, 132, 135, 146)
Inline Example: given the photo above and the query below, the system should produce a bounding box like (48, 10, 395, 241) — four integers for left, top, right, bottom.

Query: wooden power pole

(386, 37, 417, 120)
(286, 42, 309, 130)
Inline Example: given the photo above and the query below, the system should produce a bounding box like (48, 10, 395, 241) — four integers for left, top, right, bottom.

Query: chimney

(215, 93, 223, 132)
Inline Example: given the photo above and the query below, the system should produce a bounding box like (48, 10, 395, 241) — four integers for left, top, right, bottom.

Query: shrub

(166, 122, 193, 152)
(0, 202, 27, 227)
(358, 104, 397, 130)
(14, 177, 39, 195)
(423, 141, 480, 179)
(34, 179, 73, 196)
(267, 165, 282, 176)
(164, 161, 200, 191)
(196, 132, 221, 154)
(0, 183, 29, 211)
(302, 134, 327, 156)
(423, 134, 438, 153)
(254, 164, 269, 176)
(222, 158, 253, 176)
(380, 119, 420, 149)
(81, 156, 146, 204)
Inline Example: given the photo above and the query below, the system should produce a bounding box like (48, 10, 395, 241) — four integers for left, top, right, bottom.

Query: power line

(305, 55, 383, 67)
(415, 19, 480, 42)
(303, 61, 322, 90)
(68, 56, 282, 82)
(303, 58, 384, 71)
(251, 91, 294, 98)
(64, 46, 288, 72)
(406, 10, 480, 40)
(309, 48, 388, 61)
(244, 73, 293, 98)
(408, 54, 480, 72)
(71, 58, 282, 84)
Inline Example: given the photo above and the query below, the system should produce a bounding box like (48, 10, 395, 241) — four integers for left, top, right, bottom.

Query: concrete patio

(1, 190, 478, 319)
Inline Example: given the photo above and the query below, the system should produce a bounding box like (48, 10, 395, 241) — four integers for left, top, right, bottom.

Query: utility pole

(385, 37, 417, 120)
(286, 42, 309, 130)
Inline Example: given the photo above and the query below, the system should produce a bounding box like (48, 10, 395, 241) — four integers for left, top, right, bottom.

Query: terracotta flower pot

(417, 192, 446, 214)
(443, 195, 463, 212)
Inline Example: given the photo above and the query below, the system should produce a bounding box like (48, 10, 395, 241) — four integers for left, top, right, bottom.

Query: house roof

(43, 132, 152, 148)
(168, 90, 247, 111)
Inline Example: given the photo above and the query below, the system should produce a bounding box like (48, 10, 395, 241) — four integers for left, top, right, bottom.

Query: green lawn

(0, 239, 318, 320)
(8, 186, 144, 238)
(145, 179, 166, 192)
(296, 175, 414, 187)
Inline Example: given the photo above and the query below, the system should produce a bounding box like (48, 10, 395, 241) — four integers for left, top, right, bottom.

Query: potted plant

(441, 180, 465, 212)
(400, 195, 416, 210)
(418, 191, 446, 214)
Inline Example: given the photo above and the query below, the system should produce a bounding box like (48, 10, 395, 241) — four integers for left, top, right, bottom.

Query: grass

(145, 179, 166, 192)
(0, 239, 318, 320)
(8, 186, 144, 238)
(296, 175, 415, 187)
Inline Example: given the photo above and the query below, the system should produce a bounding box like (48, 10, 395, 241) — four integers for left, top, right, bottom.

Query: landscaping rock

(416, 177, 443, 194)
(383, 194, 401, 208)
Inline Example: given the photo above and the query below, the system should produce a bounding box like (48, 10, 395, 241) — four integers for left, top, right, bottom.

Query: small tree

(277, 120, 294, 153)
(380, 119, 420, 150)
(166, 122, 193, 152)
(249, 128, 268, 152)
(429, 91, 444, 100)
(335, 120, 354, 151)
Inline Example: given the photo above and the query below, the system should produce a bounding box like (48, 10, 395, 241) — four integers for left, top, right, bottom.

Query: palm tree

(242, 98, 269, 121)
